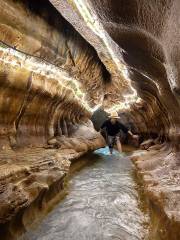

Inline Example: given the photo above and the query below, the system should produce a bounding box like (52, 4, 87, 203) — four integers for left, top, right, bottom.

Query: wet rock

(47, 138, 61, 149)
(140, 139, 155, 150)
(130, 146, 180, 238)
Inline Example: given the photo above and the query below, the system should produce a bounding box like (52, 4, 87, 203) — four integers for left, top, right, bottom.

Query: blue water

(94, 147, 126, 157)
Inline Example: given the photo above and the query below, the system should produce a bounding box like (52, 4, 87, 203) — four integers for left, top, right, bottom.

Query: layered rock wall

(0, 0, 109, 149)
(50, 0, 180, 144)
(0, 0, 106, 229)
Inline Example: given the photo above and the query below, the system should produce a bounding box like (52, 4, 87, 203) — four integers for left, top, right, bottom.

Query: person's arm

(127, 130, 139, 139)
(118, 122, 138, 139)
(127, 130, 133, 137)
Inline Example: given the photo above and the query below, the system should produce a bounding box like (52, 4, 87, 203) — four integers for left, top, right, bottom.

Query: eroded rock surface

(0, 0, 106, 227)
(131, 145, 180, 238)
(0, 122, 104, 225)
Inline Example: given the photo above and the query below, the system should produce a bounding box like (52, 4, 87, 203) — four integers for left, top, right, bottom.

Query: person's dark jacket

(101, 119, 128, 136)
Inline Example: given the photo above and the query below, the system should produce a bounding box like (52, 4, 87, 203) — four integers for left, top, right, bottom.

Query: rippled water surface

(23, 148, 149, 240)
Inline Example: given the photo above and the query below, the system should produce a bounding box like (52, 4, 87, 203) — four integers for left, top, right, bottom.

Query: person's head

(109, 111, 120, 124)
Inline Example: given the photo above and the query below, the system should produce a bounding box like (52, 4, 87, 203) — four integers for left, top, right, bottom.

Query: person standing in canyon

(100, 111, 138, 154)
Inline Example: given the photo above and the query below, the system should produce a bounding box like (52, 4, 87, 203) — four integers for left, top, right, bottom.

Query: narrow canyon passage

(22, 149, 149, 240)
(0, 0, 180, 239)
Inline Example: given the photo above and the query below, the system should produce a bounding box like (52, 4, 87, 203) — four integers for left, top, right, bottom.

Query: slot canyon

(0, 0, 179, 239)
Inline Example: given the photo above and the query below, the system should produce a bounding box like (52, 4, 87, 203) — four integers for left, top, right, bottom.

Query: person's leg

(107, 136, 114, 154)
(109, 146, 113, 154)
(116, 136, 122, 153)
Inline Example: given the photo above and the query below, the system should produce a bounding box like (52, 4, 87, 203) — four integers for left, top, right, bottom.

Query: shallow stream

(22, 148, 150, 240)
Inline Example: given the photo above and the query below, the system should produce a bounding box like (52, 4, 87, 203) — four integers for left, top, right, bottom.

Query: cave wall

(0, 0, 109, 149)
(0, 0, 108, 227)
(50, 0, 180, 146)
(95, 0, 180, 144)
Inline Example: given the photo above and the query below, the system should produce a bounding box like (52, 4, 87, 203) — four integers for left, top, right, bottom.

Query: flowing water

(22, 147, 150, 240)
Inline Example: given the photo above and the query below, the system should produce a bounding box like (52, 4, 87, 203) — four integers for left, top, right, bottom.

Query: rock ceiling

(50, 0, 180, 141)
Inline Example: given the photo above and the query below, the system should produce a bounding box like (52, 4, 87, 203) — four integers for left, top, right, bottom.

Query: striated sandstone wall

(0, 0, 109, 149)
(50, 0, 180, 144)
(0, 0, 106, 228)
